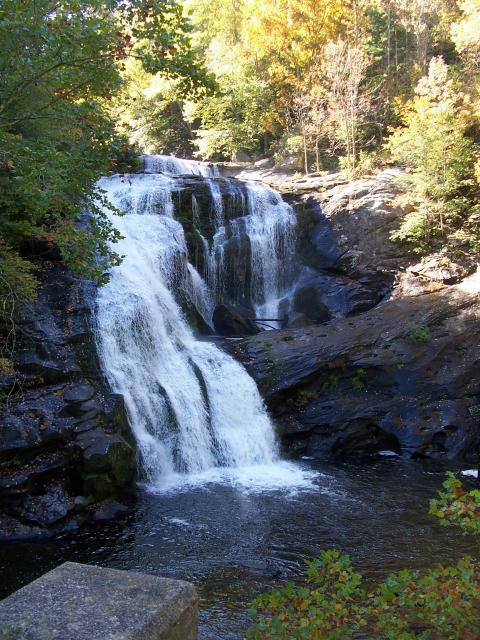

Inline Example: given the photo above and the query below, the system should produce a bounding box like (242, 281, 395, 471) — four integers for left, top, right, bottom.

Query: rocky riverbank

(0, 264, 136, 541)
(231, 273, 480, 460)
(224, 165, 480, 461)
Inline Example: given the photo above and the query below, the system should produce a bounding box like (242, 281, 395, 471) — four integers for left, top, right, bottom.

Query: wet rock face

(166, 169, 401, 326)
(281, 171, 401, 324)
(213, 304, 260, 337)
(0, 265, 136, 542)
(234, 275, 480, 461)
(292, 287, 331, 324)
(171, 176, 259, 313)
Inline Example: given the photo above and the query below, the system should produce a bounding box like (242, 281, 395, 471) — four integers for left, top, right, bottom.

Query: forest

(1, 2, 480, 638)
(1, 0, 479, 327)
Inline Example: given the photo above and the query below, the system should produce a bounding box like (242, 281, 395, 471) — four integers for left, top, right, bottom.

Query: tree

(0, 0, 213, 376)
(185, 0, 247, 48)
(388, 57, 477, 253)
(113, 60, 195, 156)
(451, 0, 480, 73)
(306, 40, 373, 174)
(0, 0, 212, 282)
(191, 66, 275, 161)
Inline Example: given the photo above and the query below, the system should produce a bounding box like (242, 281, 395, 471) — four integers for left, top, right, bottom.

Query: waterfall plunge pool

(0, 457, 478, 639)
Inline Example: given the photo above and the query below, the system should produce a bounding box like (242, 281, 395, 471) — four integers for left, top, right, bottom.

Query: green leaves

(388, 57, 479, 256)
(247, 550, 366, 639)
(0, 0, 213, 290)
(430, 472, 480, 535)
(248, 477, 480, 639)
(248, 551, 480, 639)
(370, 557, 480, 640)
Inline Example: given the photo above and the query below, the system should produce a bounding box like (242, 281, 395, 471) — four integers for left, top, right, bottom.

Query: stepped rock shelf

(231, 273, 480, 460)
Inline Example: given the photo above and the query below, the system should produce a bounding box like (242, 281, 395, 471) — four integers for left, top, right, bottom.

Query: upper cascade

(106, 155, 298, 326)
(142, 154, 220, 178)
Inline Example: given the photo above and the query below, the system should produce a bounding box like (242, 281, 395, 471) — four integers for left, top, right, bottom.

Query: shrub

(339, 150, 385, 179)
(248, 473, 480, 639)
(430, 472, 480, 535)
(351, 368, 367, 389)
(409, 325, 432, 343)
(248, 551, 480, 639)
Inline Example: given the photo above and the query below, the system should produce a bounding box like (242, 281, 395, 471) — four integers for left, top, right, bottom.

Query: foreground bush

(430, 471, 480, 535)
(248, 474, 480, 639)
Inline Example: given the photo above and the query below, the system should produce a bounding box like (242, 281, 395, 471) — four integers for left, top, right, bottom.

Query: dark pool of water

(1, 458, 478, 639)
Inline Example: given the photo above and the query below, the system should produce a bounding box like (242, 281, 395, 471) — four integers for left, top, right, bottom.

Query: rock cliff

(0, 264, 136, 541)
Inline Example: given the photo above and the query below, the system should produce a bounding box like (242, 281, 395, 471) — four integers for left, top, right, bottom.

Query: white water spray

(95, 157, 308, 491)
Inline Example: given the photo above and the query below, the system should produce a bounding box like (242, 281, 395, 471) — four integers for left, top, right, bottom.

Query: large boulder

(292, 286, 331, 324)
(213, 304, 260, 337)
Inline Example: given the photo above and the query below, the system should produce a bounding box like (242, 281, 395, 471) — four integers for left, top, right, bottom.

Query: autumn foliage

(248, 475, 480, 639)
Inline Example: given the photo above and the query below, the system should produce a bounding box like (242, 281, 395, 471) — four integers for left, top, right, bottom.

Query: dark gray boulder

(213, 304, 260, 337)
(292, 286, 331, 324)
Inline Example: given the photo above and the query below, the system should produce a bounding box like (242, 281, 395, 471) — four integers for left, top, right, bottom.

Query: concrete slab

(0, 562, 197, 640)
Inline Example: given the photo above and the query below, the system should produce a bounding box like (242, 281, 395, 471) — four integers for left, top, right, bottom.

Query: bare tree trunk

(343, 107, 351, 169)
(387, 2, 392, 71)
(303, 133, 309, 174)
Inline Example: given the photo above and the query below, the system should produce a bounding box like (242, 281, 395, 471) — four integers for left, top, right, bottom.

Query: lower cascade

(95, 156, 300, 489)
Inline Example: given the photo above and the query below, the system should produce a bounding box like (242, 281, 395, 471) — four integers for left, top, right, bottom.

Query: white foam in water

(186, 263, 215, 326)
(95, 158, 314, 492)
(149, 461, 319, 495)
(167, 518, 191, 527)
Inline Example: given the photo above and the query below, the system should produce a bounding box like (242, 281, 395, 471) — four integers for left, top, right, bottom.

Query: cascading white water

(95, 156, 309, 491)
(143, 154, 219, 177)
(243, 182, 296, 324)
(197, 178, 297, 322)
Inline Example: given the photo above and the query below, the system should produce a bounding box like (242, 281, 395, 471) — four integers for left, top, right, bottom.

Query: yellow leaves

(474, 158, 480, 186)
(244, 0, 347, 71)
(415, 57, 453, 101)
(451, 0, 480, 58)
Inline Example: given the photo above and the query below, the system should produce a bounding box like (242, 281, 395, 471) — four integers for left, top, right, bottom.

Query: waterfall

(95, 156, 306, 490)
(242, 181, 296, 324)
